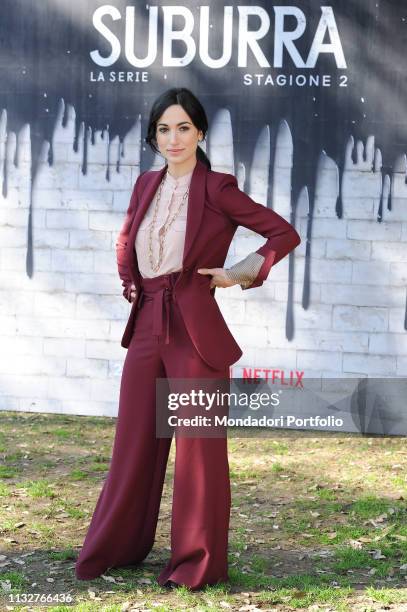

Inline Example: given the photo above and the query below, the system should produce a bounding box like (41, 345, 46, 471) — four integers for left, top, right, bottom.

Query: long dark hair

(145, 87, 211, 170)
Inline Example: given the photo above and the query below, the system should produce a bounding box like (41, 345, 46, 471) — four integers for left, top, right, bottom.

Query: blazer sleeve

(115, 171, 147, 301)
(215, 173, 301, 290)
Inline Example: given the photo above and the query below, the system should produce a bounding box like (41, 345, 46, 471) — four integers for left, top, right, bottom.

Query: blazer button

(184, 267, 190, 272)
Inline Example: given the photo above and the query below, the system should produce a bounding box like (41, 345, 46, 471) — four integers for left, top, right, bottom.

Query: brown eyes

(158, 127, 190, 133)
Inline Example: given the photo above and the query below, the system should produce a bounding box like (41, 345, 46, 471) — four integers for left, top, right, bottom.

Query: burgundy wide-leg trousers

(75, 271, 231, 590)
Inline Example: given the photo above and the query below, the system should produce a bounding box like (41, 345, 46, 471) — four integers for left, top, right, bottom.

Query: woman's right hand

(129, 283, 137, 303)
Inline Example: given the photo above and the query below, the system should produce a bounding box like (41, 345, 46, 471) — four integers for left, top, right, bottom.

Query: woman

(75, 87, 301, 590)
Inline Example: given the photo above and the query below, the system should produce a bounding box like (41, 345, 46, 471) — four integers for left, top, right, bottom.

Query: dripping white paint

(90, 5, 347, 69)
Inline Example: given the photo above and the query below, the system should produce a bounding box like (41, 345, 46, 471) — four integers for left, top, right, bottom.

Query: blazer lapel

(125, 158, 207, 285)
(182, 158, 207, 266)
(126, 164, 167, 284)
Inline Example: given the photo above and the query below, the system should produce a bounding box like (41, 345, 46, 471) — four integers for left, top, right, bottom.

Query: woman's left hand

(197, 268, 236, 289)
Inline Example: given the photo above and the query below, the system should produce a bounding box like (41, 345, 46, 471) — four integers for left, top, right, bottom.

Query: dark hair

(145, 87, 211, 170)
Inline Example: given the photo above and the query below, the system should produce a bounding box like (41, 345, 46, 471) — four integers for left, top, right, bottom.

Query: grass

(0, 410, 406, 611)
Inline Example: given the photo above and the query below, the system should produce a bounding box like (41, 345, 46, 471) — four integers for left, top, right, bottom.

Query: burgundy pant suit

(74, 158, 301, 589)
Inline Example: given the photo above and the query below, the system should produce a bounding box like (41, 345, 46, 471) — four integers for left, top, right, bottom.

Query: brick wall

(0, 106, 406, 416)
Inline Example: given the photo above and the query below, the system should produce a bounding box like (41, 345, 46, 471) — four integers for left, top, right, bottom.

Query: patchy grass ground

(0, 410, 406, 611)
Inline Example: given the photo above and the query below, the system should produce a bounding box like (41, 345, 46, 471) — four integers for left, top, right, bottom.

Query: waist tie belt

(138, 271, 181, 344)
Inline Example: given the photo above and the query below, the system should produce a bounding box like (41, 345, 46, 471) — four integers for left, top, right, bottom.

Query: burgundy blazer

(116, 158, 301, 370)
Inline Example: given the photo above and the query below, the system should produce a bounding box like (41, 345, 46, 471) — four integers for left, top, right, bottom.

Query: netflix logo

(229, 367, 304, 388)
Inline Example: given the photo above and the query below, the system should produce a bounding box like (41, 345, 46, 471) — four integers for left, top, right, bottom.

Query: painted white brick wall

(0, 105, 406, 416)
